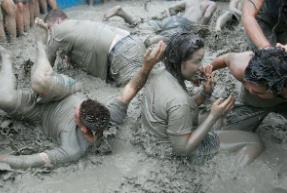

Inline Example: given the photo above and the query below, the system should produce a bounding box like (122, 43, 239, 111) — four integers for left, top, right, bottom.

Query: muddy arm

(210, 53, 231, 71)
(118, 41, 165, 105)
(242, 0, 270, 48)
(0, 131, 84, 169)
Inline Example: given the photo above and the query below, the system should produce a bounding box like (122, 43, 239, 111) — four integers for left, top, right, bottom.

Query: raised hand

(143, 41, 166, 71)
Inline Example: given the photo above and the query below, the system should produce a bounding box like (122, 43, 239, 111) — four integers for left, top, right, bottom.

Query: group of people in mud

(0, 0, 57, 43)
(0, 0, 287, 170)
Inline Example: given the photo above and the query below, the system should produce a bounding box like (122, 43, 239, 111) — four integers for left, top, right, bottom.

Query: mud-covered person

(35, 9, 146, 87)
(242, 0, 287, 49)
(103, 0, 217, 46)
(207, 47, 287, 134)
(215, 0, 243, 31)
(0, 41, 166, 169)
(0, 0, 16, 43)
(141, 32, 263, 166)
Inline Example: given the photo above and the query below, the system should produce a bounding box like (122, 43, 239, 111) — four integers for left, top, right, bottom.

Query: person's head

(163, 31, 205, 89)
(244, 48, 287, 99)
(44, 9, 68, 30)
(75, 99, 111, 142)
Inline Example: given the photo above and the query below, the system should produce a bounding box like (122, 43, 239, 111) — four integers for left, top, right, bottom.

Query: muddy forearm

(242, 0, 270, 48)
(119, 65, 152, 104)
(186, 114, 217, 152)
(168, 2, 186, 15)
(0, 153, 48, 169)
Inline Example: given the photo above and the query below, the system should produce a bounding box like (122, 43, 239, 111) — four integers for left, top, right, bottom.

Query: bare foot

(103, 5, 122, 21)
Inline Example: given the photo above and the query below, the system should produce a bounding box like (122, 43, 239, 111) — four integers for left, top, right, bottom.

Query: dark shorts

(222, 102, 287, 132)
(108, 35, 146, 86)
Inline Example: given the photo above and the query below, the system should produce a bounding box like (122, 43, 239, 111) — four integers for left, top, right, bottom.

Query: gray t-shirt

(142, 69, 197, 140)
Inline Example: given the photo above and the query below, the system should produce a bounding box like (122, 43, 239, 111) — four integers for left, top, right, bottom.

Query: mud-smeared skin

(0, 1, 287, 193)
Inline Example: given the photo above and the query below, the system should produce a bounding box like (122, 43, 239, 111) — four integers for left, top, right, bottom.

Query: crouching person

(0, 41, 166, 169)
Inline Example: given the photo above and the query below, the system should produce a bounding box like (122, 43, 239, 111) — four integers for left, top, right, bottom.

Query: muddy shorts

(222, 102, 287, 132)
(108, 35, 146, 86)
(106, 98, 128, 127)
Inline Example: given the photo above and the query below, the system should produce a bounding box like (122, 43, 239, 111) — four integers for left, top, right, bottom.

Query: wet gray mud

(0, 1, 287, 193)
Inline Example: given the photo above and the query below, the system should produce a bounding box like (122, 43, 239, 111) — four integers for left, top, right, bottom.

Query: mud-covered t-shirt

(141, 69, 197, 140)
(39, 93, 128, 165)
(47, 20, 123, 80)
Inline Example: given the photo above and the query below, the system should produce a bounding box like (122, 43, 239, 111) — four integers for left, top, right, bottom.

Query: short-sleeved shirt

(141, 69, 197, 140)
(141, 69, 220, 157)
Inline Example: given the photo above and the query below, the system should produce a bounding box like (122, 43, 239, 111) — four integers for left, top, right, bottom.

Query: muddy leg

(217, 130, 264, 167)
(2, 0, 17, 42)
(0, 9, 6, 43)
(34, 0, 40, 17)
(47, 0, 57, 10)
(103, 5, 138, 26)
(0, 47, 17, 111)
(29, 0, 35, 27)
(15, 2, 24, 36)
(39, 0, 47, 14)
(31, 42, 81, 98)
(23, 3, 30, 31)
(215, 11, 233, 31)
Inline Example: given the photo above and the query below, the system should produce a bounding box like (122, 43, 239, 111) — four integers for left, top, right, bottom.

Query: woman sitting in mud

(141, 32, 263, 166)
(0, 40, 165, 169)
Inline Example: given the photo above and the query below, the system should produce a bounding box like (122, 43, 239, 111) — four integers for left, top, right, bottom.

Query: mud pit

(1, 1, 287, 193)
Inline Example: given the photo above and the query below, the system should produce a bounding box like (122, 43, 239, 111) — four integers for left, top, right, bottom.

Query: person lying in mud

(215, 0, 243, 31)
(242, 0, 287, 49)
(35, 9, 146, 87)
(0, 41, 165, 169)
(103, 0, 217, 46)
(141, 32, 263, 166)
(208, 47, 287, 132)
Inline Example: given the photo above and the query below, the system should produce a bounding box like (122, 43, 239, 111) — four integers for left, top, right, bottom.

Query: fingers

(154, 41, 166, 60)
(144, 47, 152, 58)
(213, 97, 223, 105)
(219, 95, 234, 107)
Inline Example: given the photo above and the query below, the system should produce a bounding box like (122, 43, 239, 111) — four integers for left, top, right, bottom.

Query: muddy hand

(35, 17, 48, 30)
(203, 72, 215, 95)
(210, 96, 235, 118)
(143, 41, 166, 70)
(203, 64, 213, 77)
(276, 43, 287, 52)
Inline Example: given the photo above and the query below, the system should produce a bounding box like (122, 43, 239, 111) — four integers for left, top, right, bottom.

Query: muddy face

(244, 81, 274, 100)
(181, 48, 205, 86)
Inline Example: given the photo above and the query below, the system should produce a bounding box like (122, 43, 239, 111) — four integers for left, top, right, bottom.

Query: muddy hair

(245, 48, 287, 95)
(79, 99, 111, 136)
(163, 31, 204, 90)
(44, 9, 68, 24)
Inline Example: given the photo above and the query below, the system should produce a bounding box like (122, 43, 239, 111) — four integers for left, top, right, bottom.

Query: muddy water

(0, 1, 287, 193)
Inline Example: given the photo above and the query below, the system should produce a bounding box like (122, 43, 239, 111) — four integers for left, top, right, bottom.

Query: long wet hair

(245, 48, 287, 95)
(163, 31, 204, 90)
(79, 99, 111, 136)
